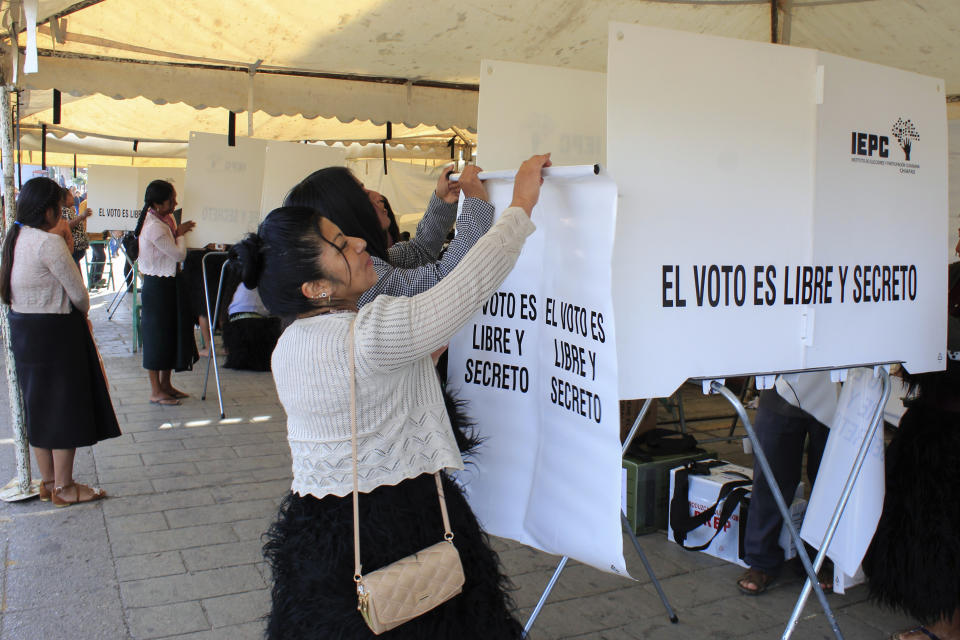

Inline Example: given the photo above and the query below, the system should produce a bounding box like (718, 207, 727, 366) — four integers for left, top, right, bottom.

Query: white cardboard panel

(260, 142, 346, 219)
(805, 52, 948, 374)
(607, 24, 948, 399)
(477, 59, 605, 171)
(85, 165, 142, 232)
(608, 24, 818, 399)
(184, 132, 267, 248)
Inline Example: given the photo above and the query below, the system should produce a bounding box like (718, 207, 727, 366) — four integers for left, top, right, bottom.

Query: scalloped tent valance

(5, 0, 959, 163)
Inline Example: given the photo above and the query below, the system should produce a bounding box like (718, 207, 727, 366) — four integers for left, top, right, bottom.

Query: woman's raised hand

(435, 166, 462, 204)
(510, 153, 552, 216)
(176, 220, 197, 237)
(458, 165, 488, 202)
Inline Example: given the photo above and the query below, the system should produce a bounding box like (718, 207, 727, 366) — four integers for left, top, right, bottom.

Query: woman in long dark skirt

(135, 180, 198, 405)
(0, 177, 120, 506)
(237, 154, 551, 638)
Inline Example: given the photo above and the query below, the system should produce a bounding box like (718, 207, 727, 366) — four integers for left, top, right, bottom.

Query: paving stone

(232, 515, 276, 540)
(180, 540, 265, 572)
(97, 453, 144, 469)
(232, 442, 289, 458)
(141, 447, 238, 466)
(120, 565, 267, 607)
(152, 471, 261, 493)
(103, 488, 214, 517)
(117, 551, 187, 582)
(98, 439, 187, 457)
(99, 461, 199, 484)
(107, 511, 170, 536)
(160, 620, 266, 640)
(127, 601, 209, 639)
(99, 479, 158, 497)
(201, 589, 270, 627)
(164, 498, 277, 529)
(208, 479, 290, 504)
(112, 523, 239, 557)
(251, 466, 293, 482)
(179, 432, 276, 450)
(203, 454, 289, 474)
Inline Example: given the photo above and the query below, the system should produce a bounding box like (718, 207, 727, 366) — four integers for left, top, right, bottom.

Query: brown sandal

(38, 480, 55, 502)
(737, 567, 774, 595)
(52, 482, 107, 508)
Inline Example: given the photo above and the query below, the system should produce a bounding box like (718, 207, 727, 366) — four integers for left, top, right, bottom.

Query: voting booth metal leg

(200, 252, 229, 419)
(709, 383, 842, 640)
(621, 512, 679, 623)
(522, 556, 568, 638)
(781, 367, 891, 640)
(107, 248, 137, 318)
(522, 399, 678, 638)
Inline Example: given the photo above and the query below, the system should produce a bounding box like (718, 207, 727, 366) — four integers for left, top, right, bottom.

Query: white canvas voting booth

(184, 132, 268, 248)
(449, 24, 947, 639)
(184, 133, 348, 248)
(86, 166, 185, 233)
(259, 141, 346, 219)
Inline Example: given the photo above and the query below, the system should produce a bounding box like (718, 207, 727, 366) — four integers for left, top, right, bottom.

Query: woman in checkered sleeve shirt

(284, 165, 493, 308)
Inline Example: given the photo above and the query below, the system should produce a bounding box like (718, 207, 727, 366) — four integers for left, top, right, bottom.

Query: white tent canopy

(2, 0, 958, 161)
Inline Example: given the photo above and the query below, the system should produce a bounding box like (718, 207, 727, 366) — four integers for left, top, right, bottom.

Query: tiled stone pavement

(0, 285, 914, 639)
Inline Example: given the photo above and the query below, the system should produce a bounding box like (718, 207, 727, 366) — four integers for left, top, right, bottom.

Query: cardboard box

(619, 399, 657, 444)
(621, 450, 714, 534)
(667, 461, 807, 568)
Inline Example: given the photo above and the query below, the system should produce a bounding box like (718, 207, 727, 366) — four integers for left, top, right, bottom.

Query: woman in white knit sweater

(235, 154, 550, 639)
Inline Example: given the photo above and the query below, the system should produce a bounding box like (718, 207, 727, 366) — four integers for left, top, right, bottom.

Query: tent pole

(0, 77, 35, 501)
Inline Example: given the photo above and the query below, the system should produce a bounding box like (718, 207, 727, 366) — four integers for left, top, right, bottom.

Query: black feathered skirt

(862, 405, 960, 624)
(263, 389, 521, 640)
(263, 472, 523, 640)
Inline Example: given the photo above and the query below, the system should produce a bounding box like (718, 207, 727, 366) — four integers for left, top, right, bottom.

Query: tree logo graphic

(891, 118, 919, 161)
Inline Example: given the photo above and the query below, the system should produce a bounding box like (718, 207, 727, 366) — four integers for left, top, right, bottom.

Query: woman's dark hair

(230, 205, 348, 317)
(383, 196, 400, 246)
(0, 177, 66, 304)
(283, 167, 388, 262)
(133, 179, 175, 239)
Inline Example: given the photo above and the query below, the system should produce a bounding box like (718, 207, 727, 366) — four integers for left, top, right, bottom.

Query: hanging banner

(801, 367, 885, 576)
(447, 171, 628, 576)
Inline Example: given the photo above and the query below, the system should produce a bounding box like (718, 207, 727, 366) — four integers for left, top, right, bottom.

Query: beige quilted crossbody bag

(348, 320, 465, 634)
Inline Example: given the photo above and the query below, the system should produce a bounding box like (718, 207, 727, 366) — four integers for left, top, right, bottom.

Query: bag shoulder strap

(350, 319, 454, 582)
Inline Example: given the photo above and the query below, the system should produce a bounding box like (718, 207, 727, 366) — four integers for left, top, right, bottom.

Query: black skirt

(862, 405, 960, 624)
(222, 316, 281, 371)
(263, 472, 524, 640)
(9, 309, 121, 449)
(141, 273, 198, 372)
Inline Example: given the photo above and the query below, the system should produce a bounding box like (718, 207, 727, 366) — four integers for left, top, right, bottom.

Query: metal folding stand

(200, 251, 231, 418)
(708, 366, 891, 640)
(523, 398, 679, 638)
(782, 366, 891, 639)
(106, 246, 136, 318)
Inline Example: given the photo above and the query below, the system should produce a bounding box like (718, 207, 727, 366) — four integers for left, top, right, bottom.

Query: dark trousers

(88, 244, 106, 287)
(743, 389, 829, 575)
